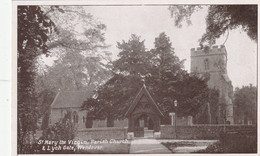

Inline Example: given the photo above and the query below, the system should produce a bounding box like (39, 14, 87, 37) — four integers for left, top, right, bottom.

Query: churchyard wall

(92, 119, 128, 128)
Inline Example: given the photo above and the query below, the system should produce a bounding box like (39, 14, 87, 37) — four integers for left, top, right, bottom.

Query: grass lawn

(161, 141, 213, 153)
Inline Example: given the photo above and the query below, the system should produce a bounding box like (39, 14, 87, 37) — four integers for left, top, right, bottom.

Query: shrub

(37, 110, 78, 154)
(196, 131, 257, 153)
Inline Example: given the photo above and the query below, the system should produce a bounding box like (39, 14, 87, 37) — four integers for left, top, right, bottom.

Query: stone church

(49, 44, 234, 129)
(190, 45, 234, 124)
(50, 91, 91, 129)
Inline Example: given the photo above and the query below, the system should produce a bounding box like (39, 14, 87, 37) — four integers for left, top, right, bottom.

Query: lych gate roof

(125, 84, 164, 117)
(51, 90, 92, 109)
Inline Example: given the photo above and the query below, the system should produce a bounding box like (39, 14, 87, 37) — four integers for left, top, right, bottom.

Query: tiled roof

(51, 90, 92, 109)
(125, 84, 164, 117)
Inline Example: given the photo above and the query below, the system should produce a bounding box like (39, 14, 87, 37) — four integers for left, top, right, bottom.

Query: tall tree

(34, 6, 111, 129)
(83, 33, 219, 125)
(18, 6, 55, 153)
(36, 6, 111, 93)
(169, 5, 257, 46)
(233, 84, 257, 124)
(113, 34, 150, 76)
(84, 35, 149, 126)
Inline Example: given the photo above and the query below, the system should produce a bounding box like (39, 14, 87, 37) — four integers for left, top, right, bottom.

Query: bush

(43, 111, 76, 140)
(196, 141, 224, 153)
(36, 111, 78, 154)
(196, 131, 257, 153)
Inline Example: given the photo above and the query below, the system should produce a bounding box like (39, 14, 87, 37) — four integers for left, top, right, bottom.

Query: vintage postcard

(12, 0, 259, 155)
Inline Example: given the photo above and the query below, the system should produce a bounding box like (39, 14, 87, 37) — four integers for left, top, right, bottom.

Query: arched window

(73, 111, 78, 123)
(204, 59, 209, 70)
(61, 109, 66, 118)
(83, 116, 85, 123)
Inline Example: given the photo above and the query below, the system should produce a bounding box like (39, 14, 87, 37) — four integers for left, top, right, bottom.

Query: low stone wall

(76, 127, 128, 140)
(92, 119, 128, 128)
(160, 124, 257, 140)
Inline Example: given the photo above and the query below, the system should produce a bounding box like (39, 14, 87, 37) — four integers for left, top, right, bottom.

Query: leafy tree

(18, 6, 55, 154)
(36, 56, 110, 93)
(169, 5, 202, 28)
(34, 6, 111, 130)
(83, 33, 219, 125)
(233, 84, 257, 124)
(113, 34, 150, 76)
(42, 6, 108, 52)
(36, 6, 111, 93)
(169, 5, 257, 46)
(84, 35, 149, 126)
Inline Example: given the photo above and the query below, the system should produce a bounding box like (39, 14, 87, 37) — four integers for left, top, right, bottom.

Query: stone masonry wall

(92, 119, 128, 128)
(50, 108, 87, 129)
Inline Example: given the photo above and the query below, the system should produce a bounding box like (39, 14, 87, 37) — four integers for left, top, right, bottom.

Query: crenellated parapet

(190, 45, 227, 57)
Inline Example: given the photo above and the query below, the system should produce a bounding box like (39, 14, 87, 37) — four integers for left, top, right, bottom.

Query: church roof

(125, 84, 164, 117)
(51, 90, 92, 109)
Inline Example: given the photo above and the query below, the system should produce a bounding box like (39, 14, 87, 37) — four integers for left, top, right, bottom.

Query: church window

(204, 59, 209, 70)
(73, 111, 78, 123)
(83, 116, 85, 123)
(195, 67, 198, 72)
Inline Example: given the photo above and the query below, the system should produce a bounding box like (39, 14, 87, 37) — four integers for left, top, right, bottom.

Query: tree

(233, 84, 257, 124)
(36, 56, 110, 93)
(36, 6, 111, 93)
(113, 34, 150, 76)
(34, 6, 112, 130)
(169, 5, 257, 46)
(18, 6, 55, 154)
(84, 35, 149, 126)
(42, 6, 109, 53)
(83, 33, 219, 125)
(37, 89, 56, 131)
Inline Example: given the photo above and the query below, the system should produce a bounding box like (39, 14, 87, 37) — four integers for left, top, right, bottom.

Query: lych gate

(125, 84, 164, 137)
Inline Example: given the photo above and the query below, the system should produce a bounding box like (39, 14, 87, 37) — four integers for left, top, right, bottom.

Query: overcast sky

(84, 5, 257, 88)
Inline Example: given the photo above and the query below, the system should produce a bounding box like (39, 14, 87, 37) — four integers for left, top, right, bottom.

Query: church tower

(190, 45, 234, 124)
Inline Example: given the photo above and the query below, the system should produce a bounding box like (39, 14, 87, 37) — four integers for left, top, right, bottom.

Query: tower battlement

(190, 45, 227, 57)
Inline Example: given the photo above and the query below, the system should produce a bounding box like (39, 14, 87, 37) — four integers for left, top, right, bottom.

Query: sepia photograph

(14, 1, 257, 155)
